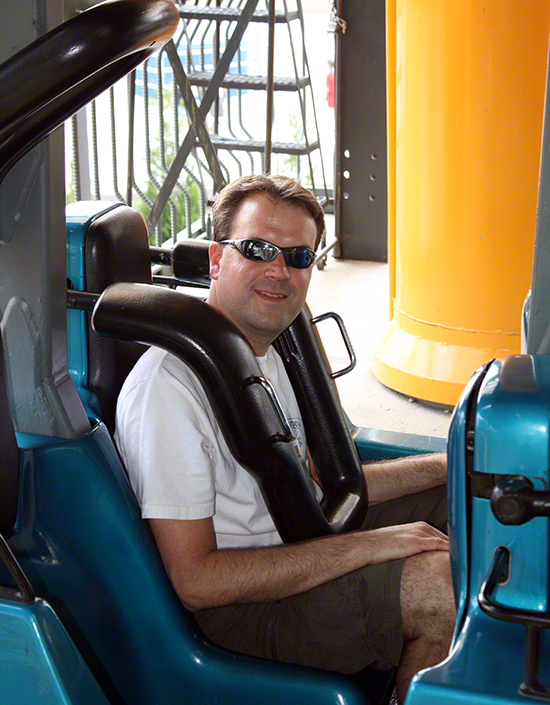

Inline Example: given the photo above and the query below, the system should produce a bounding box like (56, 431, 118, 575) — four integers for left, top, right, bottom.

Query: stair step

(178, 6, 299, 23)
(187, 71, 309, 91)
(207, 136, 320, 156)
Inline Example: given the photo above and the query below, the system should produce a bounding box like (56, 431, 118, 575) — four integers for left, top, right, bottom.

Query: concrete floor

(306, 252, 453, 441)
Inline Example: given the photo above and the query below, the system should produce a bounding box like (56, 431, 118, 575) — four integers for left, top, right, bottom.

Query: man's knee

(400, 551, 456, 641)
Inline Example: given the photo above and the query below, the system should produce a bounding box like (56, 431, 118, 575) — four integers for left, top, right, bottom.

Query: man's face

(208, 194, 317, 356)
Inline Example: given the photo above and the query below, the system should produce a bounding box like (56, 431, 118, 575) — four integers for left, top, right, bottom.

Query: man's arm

(149, 514, 448, 611)
(363, 453, 447, 505)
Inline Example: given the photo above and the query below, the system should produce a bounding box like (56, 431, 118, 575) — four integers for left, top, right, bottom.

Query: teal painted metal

(473, 356, 550, 612)
(474, 357, 550, 487)
(405, 613, 550, 704)
(406, 355, 550, 705)
(445, 366, 479, 641)
(8, 422, 370, 705)
(0, 597, 109, 705)
(354, 427, 445, 462)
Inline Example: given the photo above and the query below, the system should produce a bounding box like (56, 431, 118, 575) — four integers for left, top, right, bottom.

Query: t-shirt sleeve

(114, 359, 217, 521)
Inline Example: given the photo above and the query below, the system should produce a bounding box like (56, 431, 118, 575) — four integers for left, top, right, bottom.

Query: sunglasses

(220, 238, 316, 269)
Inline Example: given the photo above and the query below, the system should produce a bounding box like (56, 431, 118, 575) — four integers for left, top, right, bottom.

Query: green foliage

(65, 86, 203, 245)
(66, 173, 75, 205)
(279, 112, 314, 187)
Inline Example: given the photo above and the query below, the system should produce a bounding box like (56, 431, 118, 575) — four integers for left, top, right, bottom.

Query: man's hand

(149, 515, 448, 611)
(361, 521, 448, 563)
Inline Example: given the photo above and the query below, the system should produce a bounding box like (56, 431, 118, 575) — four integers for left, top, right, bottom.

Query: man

(115, 175, 455, 703)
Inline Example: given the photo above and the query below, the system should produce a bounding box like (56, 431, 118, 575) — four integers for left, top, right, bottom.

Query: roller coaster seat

(5, 396, 374, 705)
(3, 244, 374, 705)
(65, 200, 401, 704)
(67, 201, 152, 434)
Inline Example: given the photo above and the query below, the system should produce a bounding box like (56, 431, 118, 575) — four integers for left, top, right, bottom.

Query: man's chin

(246, 312, 297, 340)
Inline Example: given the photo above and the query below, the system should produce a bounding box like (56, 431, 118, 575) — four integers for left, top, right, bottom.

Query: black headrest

(0, 331, 20, 537)
(171, 239, 211, 286)
(85, 205, 152, 434)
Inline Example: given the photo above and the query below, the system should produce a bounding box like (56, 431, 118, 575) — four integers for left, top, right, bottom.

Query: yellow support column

(386, 0, 397, 318)
(375, 0, 550, 406)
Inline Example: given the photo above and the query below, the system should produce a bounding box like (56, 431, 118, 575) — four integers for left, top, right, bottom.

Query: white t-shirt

(114, 345, 309, 549)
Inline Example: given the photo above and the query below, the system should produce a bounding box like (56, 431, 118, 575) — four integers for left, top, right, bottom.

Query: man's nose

(264, 252, 290, 279)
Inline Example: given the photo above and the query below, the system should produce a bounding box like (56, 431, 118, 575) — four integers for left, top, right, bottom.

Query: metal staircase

(68, 0, 329, 248)
(176, 0, 323, 174)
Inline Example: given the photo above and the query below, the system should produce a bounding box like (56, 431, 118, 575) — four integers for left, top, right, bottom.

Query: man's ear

(209, 241, 223, 280)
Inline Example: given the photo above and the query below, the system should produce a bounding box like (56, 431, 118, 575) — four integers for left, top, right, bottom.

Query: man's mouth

(256, 290, 287, 299)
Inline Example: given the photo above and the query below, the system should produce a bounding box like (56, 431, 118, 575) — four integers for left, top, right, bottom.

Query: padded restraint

(92, 282, 366, 543)
(85, 205, 152, 433)
(172, 239, 368, 534)
(274, 307, 367, 528)
(0, 330, 20, 537)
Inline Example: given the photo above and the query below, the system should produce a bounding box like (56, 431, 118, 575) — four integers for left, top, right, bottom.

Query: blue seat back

(0, 324, 110, 705)
(11, 421, 369, 705)
(0, 596, 111, 705)
(67, 201, 152, 433)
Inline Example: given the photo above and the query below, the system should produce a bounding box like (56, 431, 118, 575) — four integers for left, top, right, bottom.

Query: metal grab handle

(311, 312, 356, 379)
(478, 546, 550, 701)
(240, 376, 293, 442)
(0, 533, 35, 604)
(240, 375, 318, 491)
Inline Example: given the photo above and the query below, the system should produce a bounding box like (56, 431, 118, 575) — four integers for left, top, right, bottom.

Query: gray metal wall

(335, 0, 387, 262)
(0, 0, 89, 437)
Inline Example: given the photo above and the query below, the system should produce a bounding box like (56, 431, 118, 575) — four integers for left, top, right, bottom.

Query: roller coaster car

(406, 355, 550, 704)
(59, 191, 445, 705)
(0, 1, 446, 703)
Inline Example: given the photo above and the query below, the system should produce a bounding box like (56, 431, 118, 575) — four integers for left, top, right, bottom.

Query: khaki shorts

(194, 485, 447, 674)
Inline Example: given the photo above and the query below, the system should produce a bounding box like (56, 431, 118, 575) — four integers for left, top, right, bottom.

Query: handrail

(310, 312, 356, 379)
(0, 533, 35, 605)
(478, 546, 550, 700)
(0, 0, 179, 185)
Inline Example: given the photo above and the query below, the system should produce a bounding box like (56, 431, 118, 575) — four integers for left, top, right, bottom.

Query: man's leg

(195, 559, 406, 673)
(397, 550, 456, 702)
(195, 487, 453, 696)
(195, 549, 455, 701)
(362, 484, 454, 700)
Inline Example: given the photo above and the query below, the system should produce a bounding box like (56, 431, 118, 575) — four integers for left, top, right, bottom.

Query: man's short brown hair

(211, 175, 325, 250)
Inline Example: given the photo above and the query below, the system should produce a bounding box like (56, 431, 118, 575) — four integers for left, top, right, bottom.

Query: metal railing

(67, 0, 329, 248)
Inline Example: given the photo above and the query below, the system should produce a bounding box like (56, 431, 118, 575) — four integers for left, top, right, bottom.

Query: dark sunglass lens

(285, 247, 315, 268)
(240, 240, 262, 260)
(243, 240, 277, 262)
